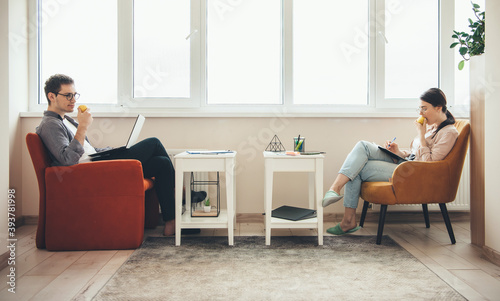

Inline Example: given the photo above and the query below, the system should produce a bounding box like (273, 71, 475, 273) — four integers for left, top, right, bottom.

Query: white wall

(484, 0, 500, 253)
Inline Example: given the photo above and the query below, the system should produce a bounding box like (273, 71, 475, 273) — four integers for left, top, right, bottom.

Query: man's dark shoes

(191, 190, 207, 203)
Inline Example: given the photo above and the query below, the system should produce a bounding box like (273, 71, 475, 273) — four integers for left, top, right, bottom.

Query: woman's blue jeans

(339, 141, 402, 208)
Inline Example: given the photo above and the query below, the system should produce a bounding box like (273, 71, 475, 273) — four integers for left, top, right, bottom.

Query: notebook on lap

(89, 114, 145, 160)
(377, 146, 408, 161)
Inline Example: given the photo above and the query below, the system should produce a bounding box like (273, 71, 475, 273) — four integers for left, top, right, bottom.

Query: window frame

(28, 0, 468, 117)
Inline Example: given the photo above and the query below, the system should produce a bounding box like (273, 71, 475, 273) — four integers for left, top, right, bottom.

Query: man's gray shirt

(36, 111, 108, 166)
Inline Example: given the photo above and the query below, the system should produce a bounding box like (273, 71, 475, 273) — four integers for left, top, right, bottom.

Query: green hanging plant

(450, 2, 485, 70)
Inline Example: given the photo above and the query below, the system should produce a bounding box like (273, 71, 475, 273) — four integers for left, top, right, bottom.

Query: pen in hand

(387, 137, 396, 148)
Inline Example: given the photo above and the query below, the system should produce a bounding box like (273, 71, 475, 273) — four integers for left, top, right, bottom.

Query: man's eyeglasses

(416, 107, 428, 113)
(55, 92, 80, 101)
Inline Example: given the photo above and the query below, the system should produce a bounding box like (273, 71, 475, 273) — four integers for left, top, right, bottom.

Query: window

(383, 0, 439, 100)
(206, 0, 282, 105)
(134, 0, 191, 99)
(33, 0, 465, 114)
(39, 0, 118, 104)
(293, 0, 369, 105)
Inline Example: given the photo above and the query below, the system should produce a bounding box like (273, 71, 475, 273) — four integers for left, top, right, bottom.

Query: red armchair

(26, 133, 160, 251)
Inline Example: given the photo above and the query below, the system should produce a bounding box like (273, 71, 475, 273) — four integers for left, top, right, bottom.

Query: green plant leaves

(459, 47, 468, 56)
(458, 60, 465, 71)
(450, 2, 485, 70)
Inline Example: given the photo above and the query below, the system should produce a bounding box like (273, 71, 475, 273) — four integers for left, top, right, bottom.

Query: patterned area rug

(93, 236, 465, 300)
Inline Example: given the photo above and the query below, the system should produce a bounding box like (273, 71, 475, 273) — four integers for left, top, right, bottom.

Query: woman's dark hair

(420, 88, 455, 138)
(44, 74, 74, 105)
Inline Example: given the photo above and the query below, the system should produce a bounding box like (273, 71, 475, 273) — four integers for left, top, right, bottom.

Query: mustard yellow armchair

(359, 120, 470, 245)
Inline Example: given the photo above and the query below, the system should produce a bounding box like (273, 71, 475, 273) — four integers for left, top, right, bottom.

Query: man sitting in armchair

(36, 74, 179, 235)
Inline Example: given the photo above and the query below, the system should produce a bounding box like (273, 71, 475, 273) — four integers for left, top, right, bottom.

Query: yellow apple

(78, 105, 87, 113)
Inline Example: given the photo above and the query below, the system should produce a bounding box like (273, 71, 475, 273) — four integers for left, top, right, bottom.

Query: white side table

(263, 151, 324, 245)
(174, 151, 237, 246)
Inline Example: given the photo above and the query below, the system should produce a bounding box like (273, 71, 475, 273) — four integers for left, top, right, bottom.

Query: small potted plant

(450, 2, 485, 70)
(203, 198, 211, 213)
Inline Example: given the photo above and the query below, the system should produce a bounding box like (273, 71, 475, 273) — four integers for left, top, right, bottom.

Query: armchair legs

(359, 201, 456, 245)
(422, 204, 430, 228)
(376, 205, 388, 245)
(439, 203, 456, 244)
(359, 200, 370, 227)
(360, 201, 387, 245)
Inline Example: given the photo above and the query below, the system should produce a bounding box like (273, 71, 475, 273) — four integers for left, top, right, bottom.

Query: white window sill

(20, 104, 470, 119)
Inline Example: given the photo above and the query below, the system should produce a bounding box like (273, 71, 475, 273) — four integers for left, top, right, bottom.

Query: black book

(271, 205, 316, 221)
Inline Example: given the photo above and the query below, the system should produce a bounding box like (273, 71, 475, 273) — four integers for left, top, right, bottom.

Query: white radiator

(373, 150, 470, 212)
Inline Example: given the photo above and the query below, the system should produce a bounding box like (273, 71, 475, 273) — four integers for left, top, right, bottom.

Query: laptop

(89, 114, 145, 160)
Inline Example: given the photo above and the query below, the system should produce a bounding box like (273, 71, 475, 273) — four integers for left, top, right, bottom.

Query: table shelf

(269, 216, 319, 228)
(180, 209, 231, 228)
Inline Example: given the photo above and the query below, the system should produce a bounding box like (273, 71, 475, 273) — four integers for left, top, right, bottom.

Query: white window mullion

(439, 0, 455, 106)
(283, 0, 293, 108)
(368, 0, 377, 108)
(117, 0, 133, 109)
(28, 0, 41, 111)
(196, 0, 206, 107)
(374, 0, 386, 108)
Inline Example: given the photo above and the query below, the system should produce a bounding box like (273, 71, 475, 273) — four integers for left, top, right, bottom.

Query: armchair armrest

(391, 160, 453, 204)
(45, 159, 146, 198)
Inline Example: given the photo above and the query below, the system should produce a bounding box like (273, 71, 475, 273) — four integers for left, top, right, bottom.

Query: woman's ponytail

(432, 107, 455, 138)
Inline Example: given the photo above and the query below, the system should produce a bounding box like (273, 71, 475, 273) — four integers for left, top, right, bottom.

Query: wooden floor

(1, 213, 500, 301)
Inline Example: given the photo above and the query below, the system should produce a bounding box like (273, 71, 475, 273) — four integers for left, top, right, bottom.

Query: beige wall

(9, 0, 28, 221)
(1, 0, 10, 252)
(484, 0, 500, 253)
(21, 116, 420, 215)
